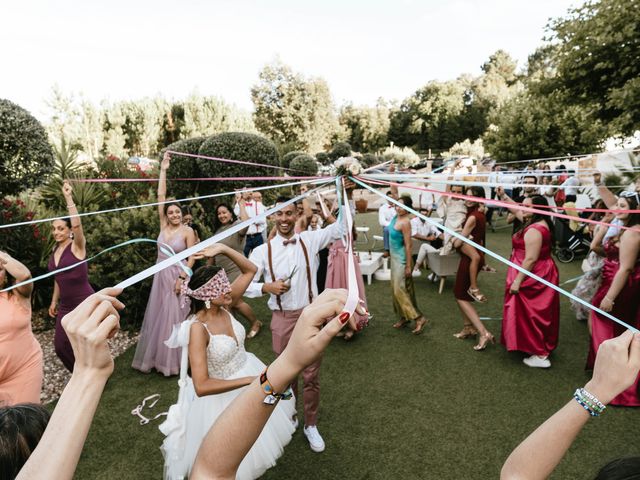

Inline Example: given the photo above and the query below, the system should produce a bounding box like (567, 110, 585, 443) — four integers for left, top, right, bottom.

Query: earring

(205, 300, 211, 309)
(69, 232, 74, 239)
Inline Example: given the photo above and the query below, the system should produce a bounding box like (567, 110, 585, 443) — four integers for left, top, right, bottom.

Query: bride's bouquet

(334, 157, 363, 177)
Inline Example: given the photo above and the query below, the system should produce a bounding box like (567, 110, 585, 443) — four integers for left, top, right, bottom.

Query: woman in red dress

(452, 186, 495, 350)
(497, 190, 559, 368)
(588, 191, 640, 406)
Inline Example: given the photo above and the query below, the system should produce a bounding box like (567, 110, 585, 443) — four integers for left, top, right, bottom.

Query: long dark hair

(187, 265, 223, 314)
(0, 403, 51, 479)
(619, 193, 640, 228)
(212, 203, 237, 233)
(522, 195, 554, 241)
(163, 201, 181, 216)
(594, 456, 640, 479)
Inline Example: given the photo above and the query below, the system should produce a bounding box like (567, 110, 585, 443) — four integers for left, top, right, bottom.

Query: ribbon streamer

(115, 182, 332, 290)
(364, 177, 640, 232)
(0, 177, 326, 230)
(75, 175, 324, 183)
(335, 178, 359, 320)
(166, 150, 307, 174)
(351, 176, 639, 334)
(0, 239, 190, 293)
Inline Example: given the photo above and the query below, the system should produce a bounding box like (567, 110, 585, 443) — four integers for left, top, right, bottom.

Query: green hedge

(290, 154, 318, 176)
(0, 99, 55, 196)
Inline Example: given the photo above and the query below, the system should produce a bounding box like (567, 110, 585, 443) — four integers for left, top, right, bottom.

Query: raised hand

(61, 288, 125, 378)
(585, 329, 640, 404)
(62, 180, 73, 199)
(161, 152, 171, 171)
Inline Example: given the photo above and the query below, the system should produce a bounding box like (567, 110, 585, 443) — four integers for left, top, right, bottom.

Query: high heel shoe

(453, 325, 478, 339)
(412, 317, 428, 335)
(473, 332, 495, 351)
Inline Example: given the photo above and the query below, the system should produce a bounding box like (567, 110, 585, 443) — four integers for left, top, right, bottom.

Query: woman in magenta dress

(497, 191, 559, 368)
(452, 186, 495, 350)
(132, 153, 197, 376)
(47, 181, 95, 371)
(587, 192, 640, 406)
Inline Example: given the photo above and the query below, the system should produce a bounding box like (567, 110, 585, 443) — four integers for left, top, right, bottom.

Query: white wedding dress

(160, 312, 296, 480)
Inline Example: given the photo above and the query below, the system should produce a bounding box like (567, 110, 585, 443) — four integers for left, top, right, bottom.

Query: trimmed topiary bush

(0, 99, 55, 197)
(290, 154, 319, 176)
(281, 150, 305, 169)
(161, 136, 208, 200)
(197, 132, 280, 195)
(315, 151, 330, 165)
(329, 141, 352, 161)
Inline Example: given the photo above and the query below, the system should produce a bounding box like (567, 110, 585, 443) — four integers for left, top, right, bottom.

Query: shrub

(0, 99, 55, 196)
(161, 136, 207, 200)
(290, 154, 319, 176)
(82, 204, 161, 328)
(360, 153, 381, 168)
(0, 195, 53, 310)
(281, 150, 305, 169)
(197, 132, 280, 196)
(382, 145, 420, 167)
(329, 141, 352, 160)
(315, 152, 330, 165)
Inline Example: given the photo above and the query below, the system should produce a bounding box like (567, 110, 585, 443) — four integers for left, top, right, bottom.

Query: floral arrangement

(334, 157, 363, 177)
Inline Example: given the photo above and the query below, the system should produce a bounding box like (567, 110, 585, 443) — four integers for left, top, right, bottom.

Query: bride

(161, 244, 295, 480)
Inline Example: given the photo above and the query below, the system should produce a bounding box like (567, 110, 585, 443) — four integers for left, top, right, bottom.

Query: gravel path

(35, 329, 138, 404)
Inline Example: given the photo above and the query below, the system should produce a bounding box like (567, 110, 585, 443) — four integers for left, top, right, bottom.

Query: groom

(245, 189, 350, 453)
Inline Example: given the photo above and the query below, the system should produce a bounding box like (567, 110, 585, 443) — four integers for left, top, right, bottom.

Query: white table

(357, 251, 384, 285)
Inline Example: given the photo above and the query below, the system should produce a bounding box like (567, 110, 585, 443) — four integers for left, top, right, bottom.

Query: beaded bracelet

(573, 388, 606, 417)
(260, 367, 293, 405)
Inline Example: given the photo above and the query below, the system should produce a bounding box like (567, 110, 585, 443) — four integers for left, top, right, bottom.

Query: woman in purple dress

(47, 181, 95, 371)
(132, 153, 197, 376)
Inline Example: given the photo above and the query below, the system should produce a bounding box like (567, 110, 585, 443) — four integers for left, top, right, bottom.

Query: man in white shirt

(561, 171, 581, 203)
(245, 195, 346, 453)
(378, 190, 397, 257)
(234, 187, 266, 256)
(411, 208, 443, 280)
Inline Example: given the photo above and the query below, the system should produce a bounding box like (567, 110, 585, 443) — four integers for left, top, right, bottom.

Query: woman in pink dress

(47, 181, 95, 371)
(132, 153, 197, 376)
(497, 190, 559, 368)
(587, 191, 640, 406)
(0, 251, 43, 405)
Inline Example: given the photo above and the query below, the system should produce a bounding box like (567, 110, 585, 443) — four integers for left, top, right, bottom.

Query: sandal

(481, 265, 496, 273)
(453, 325, 478, 339)
(467, 288, 488, 303)
(392, 319, 409, 329)
(247, 321, 262, 339)
(412, 317, 428, 335)
(473, 332, 495, 351)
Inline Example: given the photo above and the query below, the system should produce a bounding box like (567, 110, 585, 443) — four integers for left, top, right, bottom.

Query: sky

(2, 0, 579, 121)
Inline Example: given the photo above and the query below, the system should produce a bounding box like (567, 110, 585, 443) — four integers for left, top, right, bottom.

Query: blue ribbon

(1, 239, 190, 293)
(351, 176, 639, 334)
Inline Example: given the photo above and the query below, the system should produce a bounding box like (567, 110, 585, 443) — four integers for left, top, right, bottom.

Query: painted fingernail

(339, 312, 350, 324)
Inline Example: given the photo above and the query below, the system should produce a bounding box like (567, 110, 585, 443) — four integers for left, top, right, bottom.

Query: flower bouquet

(334, 157, 363, 177)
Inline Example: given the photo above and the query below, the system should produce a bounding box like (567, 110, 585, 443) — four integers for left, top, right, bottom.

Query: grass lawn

(71, 213, 638, 479)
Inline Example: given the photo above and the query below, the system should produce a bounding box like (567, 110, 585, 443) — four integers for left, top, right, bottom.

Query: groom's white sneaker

(303, 425, 325, 453)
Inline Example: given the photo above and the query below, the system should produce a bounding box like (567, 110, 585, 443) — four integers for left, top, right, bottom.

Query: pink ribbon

(73, 175, 324, 183)
(166, 150, 308, 174)
(360, 177, 640, 233)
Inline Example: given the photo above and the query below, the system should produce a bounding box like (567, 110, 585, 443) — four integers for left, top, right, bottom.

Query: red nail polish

(339, 312, 350, 324)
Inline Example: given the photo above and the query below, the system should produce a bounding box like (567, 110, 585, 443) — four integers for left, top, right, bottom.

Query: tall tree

(483, 90, 607, 161)
(548, 0, 640, 134)
(338, 100, 390, 153)
(251, 60, 340, 153)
